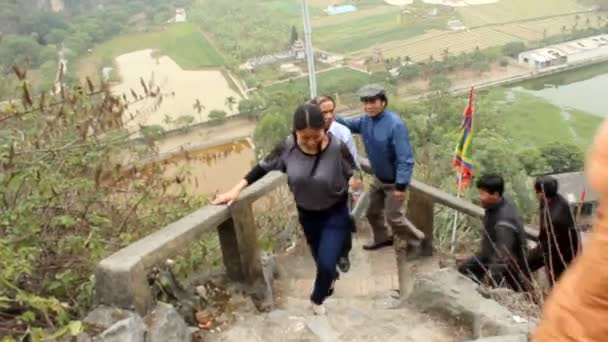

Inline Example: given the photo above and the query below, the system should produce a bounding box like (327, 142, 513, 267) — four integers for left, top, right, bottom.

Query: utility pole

(301, 0, 317, 99)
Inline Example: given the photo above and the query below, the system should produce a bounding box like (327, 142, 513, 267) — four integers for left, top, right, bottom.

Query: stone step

(283, 274, 399, 298)
(207, 296, 467, 342)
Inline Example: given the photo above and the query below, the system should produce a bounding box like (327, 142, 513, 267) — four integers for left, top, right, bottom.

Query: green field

(264, 67, 372, 95)
(313, 11, 449, 53)
(569, 109, 604, 147)
(77, 23, 224, 79)
(457, 0, 584, 26)
(489, 89, 602, 149)
(259, 0, 324, 17)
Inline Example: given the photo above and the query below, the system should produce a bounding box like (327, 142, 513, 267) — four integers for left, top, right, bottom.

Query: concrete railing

(94, 172, 286, 315)
(94, 159, 538, 315)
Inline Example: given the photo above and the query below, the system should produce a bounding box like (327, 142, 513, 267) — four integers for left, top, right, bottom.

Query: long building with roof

(518, 34, 608, 70)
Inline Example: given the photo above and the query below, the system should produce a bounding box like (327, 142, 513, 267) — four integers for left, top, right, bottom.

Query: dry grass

(481, 286, 542, 320)
(456, 0, 584, 27)
(494, 12, 607, 41)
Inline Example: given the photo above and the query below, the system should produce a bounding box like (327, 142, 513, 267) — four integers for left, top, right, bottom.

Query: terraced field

(456, 0, 585, 26)
(313, 11, 449, 53)
(348, 10, 608, 62)
(356, 27, 516, 62)
(494, 12, 607, 41)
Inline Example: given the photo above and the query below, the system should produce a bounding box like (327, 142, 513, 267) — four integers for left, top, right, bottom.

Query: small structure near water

(324, 4, 358, 16)
(518, 34, 608, 70)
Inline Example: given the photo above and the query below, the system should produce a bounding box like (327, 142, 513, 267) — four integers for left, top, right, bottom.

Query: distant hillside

(0, 0, 49, 34)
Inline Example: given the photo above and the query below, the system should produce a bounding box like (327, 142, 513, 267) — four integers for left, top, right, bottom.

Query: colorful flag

(453, 87, 475, 188)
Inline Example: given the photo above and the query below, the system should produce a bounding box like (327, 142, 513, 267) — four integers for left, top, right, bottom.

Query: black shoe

(406, 243, 423, 260)
(421, 244, 434, 257)
(338, 256, 350, 273)
(363, 238, 393, 251)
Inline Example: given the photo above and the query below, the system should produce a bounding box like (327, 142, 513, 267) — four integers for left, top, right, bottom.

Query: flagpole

(450, 164, 465, 253)
(450, 86, 474, 254)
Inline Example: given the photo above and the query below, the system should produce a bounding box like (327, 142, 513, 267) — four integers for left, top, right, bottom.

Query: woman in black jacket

(213, 104, 355, 315)
(528, 176, 581, 287)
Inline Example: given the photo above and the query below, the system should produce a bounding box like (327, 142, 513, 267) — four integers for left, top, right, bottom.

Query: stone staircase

(206, 227, 470, 342)
(78, 224, 535, 342)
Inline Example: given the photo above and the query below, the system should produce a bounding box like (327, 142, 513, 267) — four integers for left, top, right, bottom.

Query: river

(513, 62, 608, 117)
(156, 138, 255, 196)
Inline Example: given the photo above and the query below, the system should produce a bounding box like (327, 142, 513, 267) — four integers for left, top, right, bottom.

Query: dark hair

(318, 95, 336, 108)
(476, 174, 504, 196)
(534, 176, 559, 198)
(309, 95, 336, 108)
(308, 97, 320, 105)
(292, 104, 325, 176)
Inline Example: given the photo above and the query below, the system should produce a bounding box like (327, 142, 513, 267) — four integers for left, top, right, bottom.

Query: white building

(319, 54, 344, 65)
(291, 39, 306, 60)
(447, 19, 466, 31)
(518, 34, 608, 70)
(175, 8, 187, 23)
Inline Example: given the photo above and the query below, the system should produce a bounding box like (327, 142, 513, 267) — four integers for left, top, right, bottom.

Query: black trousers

(528, 245, 574, 287)
(458, 254, 530, 292)
(298, 201, 349, 304)
(340, 191, 357, 259)
(340, 219, 355, 258)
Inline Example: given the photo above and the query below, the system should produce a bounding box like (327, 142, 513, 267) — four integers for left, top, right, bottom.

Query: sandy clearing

(112, 49, 242, 133)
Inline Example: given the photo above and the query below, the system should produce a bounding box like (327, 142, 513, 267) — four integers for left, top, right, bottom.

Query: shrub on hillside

(0, 69, 203, 340)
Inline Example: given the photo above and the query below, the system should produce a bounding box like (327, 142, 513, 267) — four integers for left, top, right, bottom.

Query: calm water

(512, 62, 608, 116)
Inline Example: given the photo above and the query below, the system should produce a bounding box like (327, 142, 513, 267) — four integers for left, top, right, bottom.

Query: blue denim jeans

(298, 200, 350, 304)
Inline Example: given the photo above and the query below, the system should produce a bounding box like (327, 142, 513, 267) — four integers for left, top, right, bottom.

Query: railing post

(407, 190, 435, 255)
(95, 258, 152, 315)
(217, 218, 245, 282)
(229, 201, 264, 283)
(217, 200, 269, 304)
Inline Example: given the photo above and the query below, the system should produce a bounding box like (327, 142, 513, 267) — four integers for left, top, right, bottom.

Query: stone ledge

(66, 304, 191, 342)
(408, 268, 536, 339)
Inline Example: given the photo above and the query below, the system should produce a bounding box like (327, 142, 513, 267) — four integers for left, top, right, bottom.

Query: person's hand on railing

(212, 190, 240, 206)
(212, 179, 248, 206)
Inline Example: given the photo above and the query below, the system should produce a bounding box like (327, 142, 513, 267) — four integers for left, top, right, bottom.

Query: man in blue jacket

(336, 84, 420, 255)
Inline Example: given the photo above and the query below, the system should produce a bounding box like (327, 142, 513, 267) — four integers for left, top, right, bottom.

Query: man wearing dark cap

(336, 84, 421, 257)
(528, 176, 580, 287)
